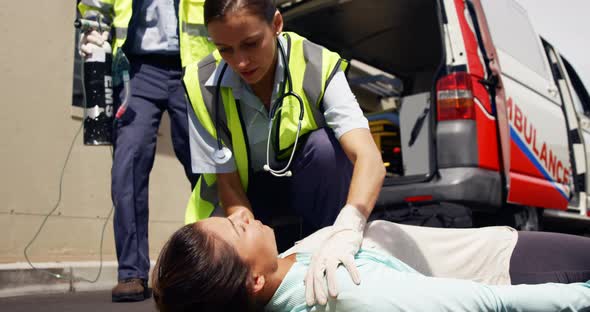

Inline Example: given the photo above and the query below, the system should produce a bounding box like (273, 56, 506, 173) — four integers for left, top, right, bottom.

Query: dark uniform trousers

(112, 54, 198, 281)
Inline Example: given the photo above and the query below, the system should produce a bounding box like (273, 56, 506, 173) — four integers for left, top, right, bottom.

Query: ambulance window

(571, 86, 586, 115)
(480, 0, 550, 80)
(563, 58, 590, 116)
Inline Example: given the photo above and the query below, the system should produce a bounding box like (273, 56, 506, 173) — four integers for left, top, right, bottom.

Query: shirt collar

(204, 59, 240, 89)
(203, 35, 288, 101)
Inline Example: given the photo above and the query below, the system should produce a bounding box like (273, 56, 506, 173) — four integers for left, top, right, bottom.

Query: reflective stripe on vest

(183, 32, 347, 223)
(114, 27, 127, 42)
(179, 0, 215, 66)
(183, 51, 249, 222)
(181, 22, 208, 37)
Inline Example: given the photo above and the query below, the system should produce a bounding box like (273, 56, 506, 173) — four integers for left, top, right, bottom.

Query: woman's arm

(304, 70, 386, 306)
(339, 128, 386, 219)
(321, 70, 386, 218)
(217, 171, 255, 219)
(314, 267, 590, 311)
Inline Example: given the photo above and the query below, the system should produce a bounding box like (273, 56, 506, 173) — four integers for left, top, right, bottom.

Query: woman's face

(199, 208, 279, 274)
(207, 9, 282, 85)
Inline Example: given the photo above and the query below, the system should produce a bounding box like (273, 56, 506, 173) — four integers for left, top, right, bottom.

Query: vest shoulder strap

(196, 54, 233, 148)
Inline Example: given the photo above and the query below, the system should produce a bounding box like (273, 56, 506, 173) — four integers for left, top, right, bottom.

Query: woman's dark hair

(152, 223, 256, 312)
(204, 0, 277, 26)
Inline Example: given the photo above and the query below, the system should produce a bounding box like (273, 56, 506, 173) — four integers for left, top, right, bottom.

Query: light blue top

(265, 249, 590, 312)
(188, 36, 369, 174)
(126, 0, 180, 55)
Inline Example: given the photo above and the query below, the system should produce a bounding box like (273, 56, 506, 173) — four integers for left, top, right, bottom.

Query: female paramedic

(182, 0, 385, 305)
(151, 209, 590, 312)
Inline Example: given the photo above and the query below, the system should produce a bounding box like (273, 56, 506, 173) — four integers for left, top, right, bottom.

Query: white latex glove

(304, 204, 367, 306)
(79, 30, 110, 58)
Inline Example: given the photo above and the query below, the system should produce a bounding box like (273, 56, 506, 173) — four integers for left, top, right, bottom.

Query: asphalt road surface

(0, 291, 157, 312)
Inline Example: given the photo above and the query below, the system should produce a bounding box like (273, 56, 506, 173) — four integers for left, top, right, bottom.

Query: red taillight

(404, 195, 433, 203)
(436, 72, 475, 121)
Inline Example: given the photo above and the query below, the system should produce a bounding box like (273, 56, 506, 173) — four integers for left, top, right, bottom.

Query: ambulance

(278, 0, 590, 229)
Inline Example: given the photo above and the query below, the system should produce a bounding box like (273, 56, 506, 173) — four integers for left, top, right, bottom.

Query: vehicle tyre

(370, 202, 473, 228)
(502, 206, 542, 231)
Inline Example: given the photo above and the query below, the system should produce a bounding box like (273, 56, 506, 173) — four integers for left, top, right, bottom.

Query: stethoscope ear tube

(264, 37, 306, 177)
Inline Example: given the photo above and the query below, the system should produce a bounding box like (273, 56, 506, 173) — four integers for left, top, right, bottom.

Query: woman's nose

(235, 51, 249, 69)
(236, 208, 251, 224)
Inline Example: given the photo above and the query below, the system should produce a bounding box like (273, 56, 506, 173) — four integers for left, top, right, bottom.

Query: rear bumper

(377, 167, 502, 211)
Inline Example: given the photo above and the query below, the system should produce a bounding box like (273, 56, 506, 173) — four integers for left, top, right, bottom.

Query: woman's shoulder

(279, 226, 336, 258)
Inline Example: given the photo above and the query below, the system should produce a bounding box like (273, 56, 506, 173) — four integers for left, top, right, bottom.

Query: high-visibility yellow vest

(183, 32, 348, 223)
(78, 0, 214, 66)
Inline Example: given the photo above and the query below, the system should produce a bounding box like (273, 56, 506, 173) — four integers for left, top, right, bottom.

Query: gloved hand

(304, 204, 367, 306)
(79, 30, 110, 58)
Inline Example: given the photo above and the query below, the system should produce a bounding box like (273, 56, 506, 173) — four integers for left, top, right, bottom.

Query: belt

(127, 53, 182, 68)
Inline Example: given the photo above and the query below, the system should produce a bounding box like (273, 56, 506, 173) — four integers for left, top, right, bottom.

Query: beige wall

(0, 1, 190, 263)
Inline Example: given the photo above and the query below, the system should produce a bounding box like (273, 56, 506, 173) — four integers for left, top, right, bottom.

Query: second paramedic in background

(78, 0, 215, 303)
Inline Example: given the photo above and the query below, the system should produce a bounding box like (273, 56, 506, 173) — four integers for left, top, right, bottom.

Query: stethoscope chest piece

(213, 146, 233, 165)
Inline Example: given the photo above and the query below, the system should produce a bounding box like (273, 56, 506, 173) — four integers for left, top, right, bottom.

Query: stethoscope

(212, 37, 305, 177)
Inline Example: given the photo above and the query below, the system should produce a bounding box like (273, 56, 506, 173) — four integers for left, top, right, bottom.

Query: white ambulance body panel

(481, 0, 572, 207)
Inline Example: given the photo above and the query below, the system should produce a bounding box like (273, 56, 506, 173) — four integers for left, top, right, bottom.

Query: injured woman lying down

(152, 208, 590, 312)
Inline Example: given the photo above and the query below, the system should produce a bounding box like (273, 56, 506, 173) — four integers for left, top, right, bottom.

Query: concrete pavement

(0, 291, 157, 312)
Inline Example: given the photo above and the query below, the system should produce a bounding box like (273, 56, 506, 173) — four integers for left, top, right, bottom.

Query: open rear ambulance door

(544, 42, 589, 215)
(468, 0, 511, 195)
(477, 0, 573, 211)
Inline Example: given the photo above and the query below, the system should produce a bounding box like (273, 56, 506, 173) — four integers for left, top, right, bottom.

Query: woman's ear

(250, 273, 266, 294)
(272, 10, 284, 36)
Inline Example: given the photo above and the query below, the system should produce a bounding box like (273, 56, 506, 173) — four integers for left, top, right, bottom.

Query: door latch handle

(408, 108, 430, 147)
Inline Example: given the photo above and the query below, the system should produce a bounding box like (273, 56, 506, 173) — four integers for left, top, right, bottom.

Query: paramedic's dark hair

(152, 223, 256, 312)
(204, 0, 277, 26)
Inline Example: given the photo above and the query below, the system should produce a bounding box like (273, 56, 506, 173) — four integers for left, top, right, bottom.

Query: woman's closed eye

(242, 40, 258, 50)
(228, 218, 248, 236)
(217, 40, 257, 55)
(218, 46, 233, 55)
(228, 218, 242, 236)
